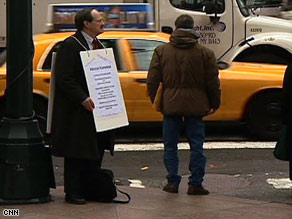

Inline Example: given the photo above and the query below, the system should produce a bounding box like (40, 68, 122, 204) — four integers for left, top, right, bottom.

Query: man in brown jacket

(147, 14, 221, 195)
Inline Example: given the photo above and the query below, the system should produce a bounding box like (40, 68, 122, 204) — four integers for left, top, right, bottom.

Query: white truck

(245, 0, 292, 20)
(1, 0, 292, 64)
(153, 0, 292, 64)
(0, 0, 127, 48)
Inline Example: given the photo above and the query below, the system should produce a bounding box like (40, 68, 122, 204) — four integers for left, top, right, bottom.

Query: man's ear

(83, 20, 90, 28)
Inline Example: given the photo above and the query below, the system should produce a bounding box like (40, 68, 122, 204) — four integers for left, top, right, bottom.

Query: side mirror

(161, 26, 173, 34)
(204, 0, 220, 23)
(217, 61, 230, 70)
(204, 1, 216, 14)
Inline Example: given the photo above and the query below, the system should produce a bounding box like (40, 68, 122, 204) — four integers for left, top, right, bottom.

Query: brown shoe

(187, 186, 209, 195)
(163, 183, 179, 193)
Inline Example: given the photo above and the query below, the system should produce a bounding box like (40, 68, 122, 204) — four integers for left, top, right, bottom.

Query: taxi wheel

(247, 90, 282, 140)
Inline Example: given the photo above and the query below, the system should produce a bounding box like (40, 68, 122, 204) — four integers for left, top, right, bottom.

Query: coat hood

(170, 28, 199, 48)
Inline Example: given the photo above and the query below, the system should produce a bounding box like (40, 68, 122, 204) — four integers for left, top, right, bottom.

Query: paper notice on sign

(80, 48, 128, 132)
(87, 59, 122, 117)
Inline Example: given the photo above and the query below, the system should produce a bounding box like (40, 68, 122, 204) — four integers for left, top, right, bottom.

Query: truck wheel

(234, 45, 292, 65)
(247, 91, 282, 140)
(237, 52, 288, 65)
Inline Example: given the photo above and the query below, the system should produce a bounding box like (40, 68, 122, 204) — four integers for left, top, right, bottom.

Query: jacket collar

(74, 31, 90, 50)
(176, 28, 200, 39)
(170, 29, 199, 48)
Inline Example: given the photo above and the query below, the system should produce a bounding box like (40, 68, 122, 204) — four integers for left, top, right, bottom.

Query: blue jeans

(163, 115, 206, 186)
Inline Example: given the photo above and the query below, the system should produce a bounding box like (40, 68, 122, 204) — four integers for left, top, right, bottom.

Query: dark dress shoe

(163, 183, 179, 193)
(187, 185, 209, 195)
(65, 194, 86, 205)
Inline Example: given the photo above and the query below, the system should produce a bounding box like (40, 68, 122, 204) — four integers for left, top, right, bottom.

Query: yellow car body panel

(213, 62, 285, 121)
(0, 32, 287, 124)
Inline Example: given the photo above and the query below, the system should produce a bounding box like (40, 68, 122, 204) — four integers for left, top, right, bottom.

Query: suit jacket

(51, 31, 114, 159)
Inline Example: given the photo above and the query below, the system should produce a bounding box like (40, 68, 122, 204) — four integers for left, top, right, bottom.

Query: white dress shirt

(81, 31, 95, 50)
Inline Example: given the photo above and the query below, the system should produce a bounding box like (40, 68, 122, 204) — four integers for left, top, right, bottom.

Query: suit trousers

(64, 149, 105, 196)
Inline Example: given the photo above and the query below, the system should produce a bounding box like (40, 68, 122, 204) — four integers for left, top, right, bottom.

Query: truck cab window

(236, 0, 250, 16)
(128, 39, 165, 71)
(170, 0, 225, 13)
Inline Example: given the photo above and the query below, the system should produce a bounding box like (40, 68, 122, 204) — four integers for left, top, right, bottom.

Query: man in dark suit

(51, 8, 114, 205)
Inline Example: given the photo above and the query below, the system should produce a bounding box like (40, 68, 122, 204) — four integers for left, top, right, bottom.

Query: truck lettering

(264, 37, 275, 42)
(199, 38, 208, 44)
(250, 28, 262, 32)
(208, 38, 221, 44)
(194, 25, 214, 31)
(199, 32, 217, 38)
(198, 32, 221, 45)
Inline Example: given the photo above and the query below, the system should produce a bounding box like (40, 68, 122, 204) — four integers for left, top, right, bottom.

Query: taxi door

(158, 0, 233, 59)
(121, 38, 165, 122)
(36, 37, 146, 123)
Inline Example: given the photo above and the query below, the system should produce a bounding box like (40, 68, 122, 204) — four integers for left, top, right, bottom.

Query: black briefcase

(82, 168, 130, 203)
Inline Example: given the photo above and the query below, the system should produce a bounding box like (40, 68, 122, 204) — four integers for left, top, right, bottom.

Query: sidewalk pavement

(1, 177, 292, 219)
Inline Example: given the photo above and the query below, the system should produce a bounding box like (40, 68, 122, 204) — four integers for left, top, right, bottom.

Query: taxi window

(42, 39, 121, 71)
(0, 50, 6, 67)
(169, 0, 225, 13)
(128, 39, 165, 71)
(42, 42, 62, 71)
(99, 39, 121, 70)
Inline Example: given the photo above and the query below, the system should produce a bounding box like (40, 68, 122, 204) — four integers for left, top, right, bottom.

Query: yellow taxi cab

(0, 31, 287, 139)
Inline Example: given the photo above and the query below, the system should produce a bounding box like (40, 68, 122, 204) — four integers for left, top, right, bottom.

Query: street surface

(101, 148, 292, 205)
(50, 123, 292, 206)
(52, 143, 292, 206)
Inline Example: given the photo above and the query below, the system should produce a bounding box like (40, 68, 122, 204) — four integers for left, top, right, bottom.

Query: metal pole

(0, 0, 52, 204)
(6, 0, 33, 117)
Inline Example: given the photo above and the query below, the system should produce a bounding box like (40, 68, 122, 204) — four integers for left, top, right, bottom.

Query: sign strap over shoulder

(70, 36, 88, 50)
(70, 36, 107, 56)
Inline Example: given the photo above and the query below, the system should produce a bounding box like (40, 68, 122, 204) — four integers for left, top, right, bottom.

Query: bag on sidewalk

(82, 168, 131, 203)
(273, 125, 289, 161)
